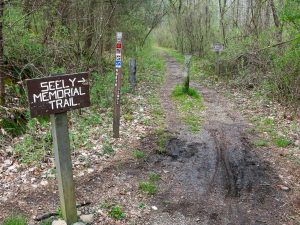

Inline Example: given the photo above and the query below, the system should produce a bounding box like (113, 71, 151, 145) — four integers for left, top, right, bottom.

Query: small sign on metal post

(213, 43, 224, 53)
(213, 43, 224, 75)
(26, 72, 91, 224)
(113, 32, 123, 138)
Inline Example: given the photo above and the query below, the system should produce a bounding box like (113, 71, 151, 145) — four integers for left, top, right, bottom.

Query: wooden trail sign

(113, 32, 123, 138)
(26, 72, 91, 224)
(27, 72, 90, 117)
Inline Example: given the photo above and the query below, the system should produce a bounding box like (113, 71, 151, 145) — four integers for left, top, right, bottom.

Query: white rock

(52, 219, 67, 225)
(278, 185, 290, 191)
(3, 159, 12, 167)
(7, 164, 18, 172)
(151, 206, 158, 210)
(80, 214, 94, 224)
(73, 222, 85, 225)
(6, 146, 13, 154)
(87, 168, 94, 173)
(40, 180, 48, 186)
(29, 167, 36, 172)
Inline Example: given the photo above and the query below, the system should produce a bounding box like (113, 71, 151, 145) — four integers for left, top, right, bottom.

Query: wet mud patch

(141, 123, 284, 224)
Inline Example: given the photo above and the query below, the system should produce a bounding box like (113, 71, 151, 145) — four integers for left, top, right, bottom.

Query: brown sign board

(27, 72, 90, 117)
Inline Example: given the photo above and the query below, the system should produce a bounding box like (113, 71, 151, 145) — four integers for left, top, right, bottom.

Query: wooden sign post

(113, 32, 123, 138)
(213, 43, 224, 75)
(27, 72, 90, 224)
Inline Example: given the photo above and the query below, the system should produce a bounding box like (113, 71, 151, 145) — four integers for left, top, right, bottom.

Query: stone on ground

(52, 219, 67, 225)
(80, 214, 94, 224)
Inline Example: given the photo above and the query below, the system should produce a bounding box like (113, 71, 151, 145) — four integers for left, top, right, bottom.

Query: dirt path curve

(139, 55, 291, 225)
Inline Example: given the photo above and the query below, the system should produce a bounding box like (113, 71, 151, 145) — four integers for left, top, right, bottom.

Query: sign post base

(51, 112, 77, 224)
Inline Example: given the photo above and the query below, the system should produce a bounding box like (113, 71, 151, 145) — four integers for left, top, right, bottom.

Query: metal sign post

(26, 72, 90, 224)
(113, 32, 123, 138)
(213, 43, 224, 75)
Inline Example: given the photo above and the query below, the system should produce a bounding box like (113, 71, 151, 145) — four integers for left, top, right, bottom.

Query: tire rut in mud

(144, 123, 283, 225)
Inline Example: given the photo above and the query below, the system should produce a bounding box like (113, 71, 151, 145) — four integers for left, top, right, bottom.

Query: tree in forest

(0, 0, 4, 105)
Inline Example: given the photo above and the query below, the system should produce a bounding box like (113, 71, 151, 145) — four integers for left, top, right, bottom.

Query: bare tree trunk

(218, 0, 227, 46)
(60, 0, 71, 27)
(24, 0, 31, 30)
(269, 0, 282, 42)
(235, 0, 240, 28)
(84, 0, 96, 52)
(265, 0, 271, 29)
(0, 0, 4, 105)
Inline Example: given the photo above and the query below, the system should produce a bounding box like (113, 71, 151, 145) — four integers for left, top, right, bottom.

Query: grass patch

(251, 115, 293, 149)
(109, 205, 126, 220)
(132, 150, 145, 159)
(139, 171, 161, 195)
(172, 85, 204, 132)
(102, 143, 115, 155)
(274, 137, 292, 148)
(172, 84, 200, 98)
(3, 215, 27, 225)
(148, 172, 161, 182)
(139, 181, 157, 195)
(156, 129, 173, 154)
(124, 113, 134, 121)
(254, 139, 268, 147)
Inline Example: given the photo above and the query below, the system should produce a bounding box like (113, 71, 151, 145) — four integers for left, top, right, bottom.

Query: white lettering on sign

(32, 78, 86, 110)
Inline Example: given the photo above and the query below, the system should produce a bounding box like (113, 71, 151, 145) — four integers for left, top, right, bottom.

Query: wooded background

(155, 0, 300, 104)
(0, 0, 299, 140)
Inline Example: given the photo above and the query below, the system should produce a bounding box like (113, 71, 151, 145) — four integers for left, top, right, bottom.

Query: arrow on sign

(77, 78, 86, 84)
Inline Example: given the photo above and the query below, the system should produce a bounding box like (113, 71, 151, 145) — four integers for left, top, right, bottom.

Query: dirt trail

(0, 54, 295, 225)
(139, 55, 290, 225)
